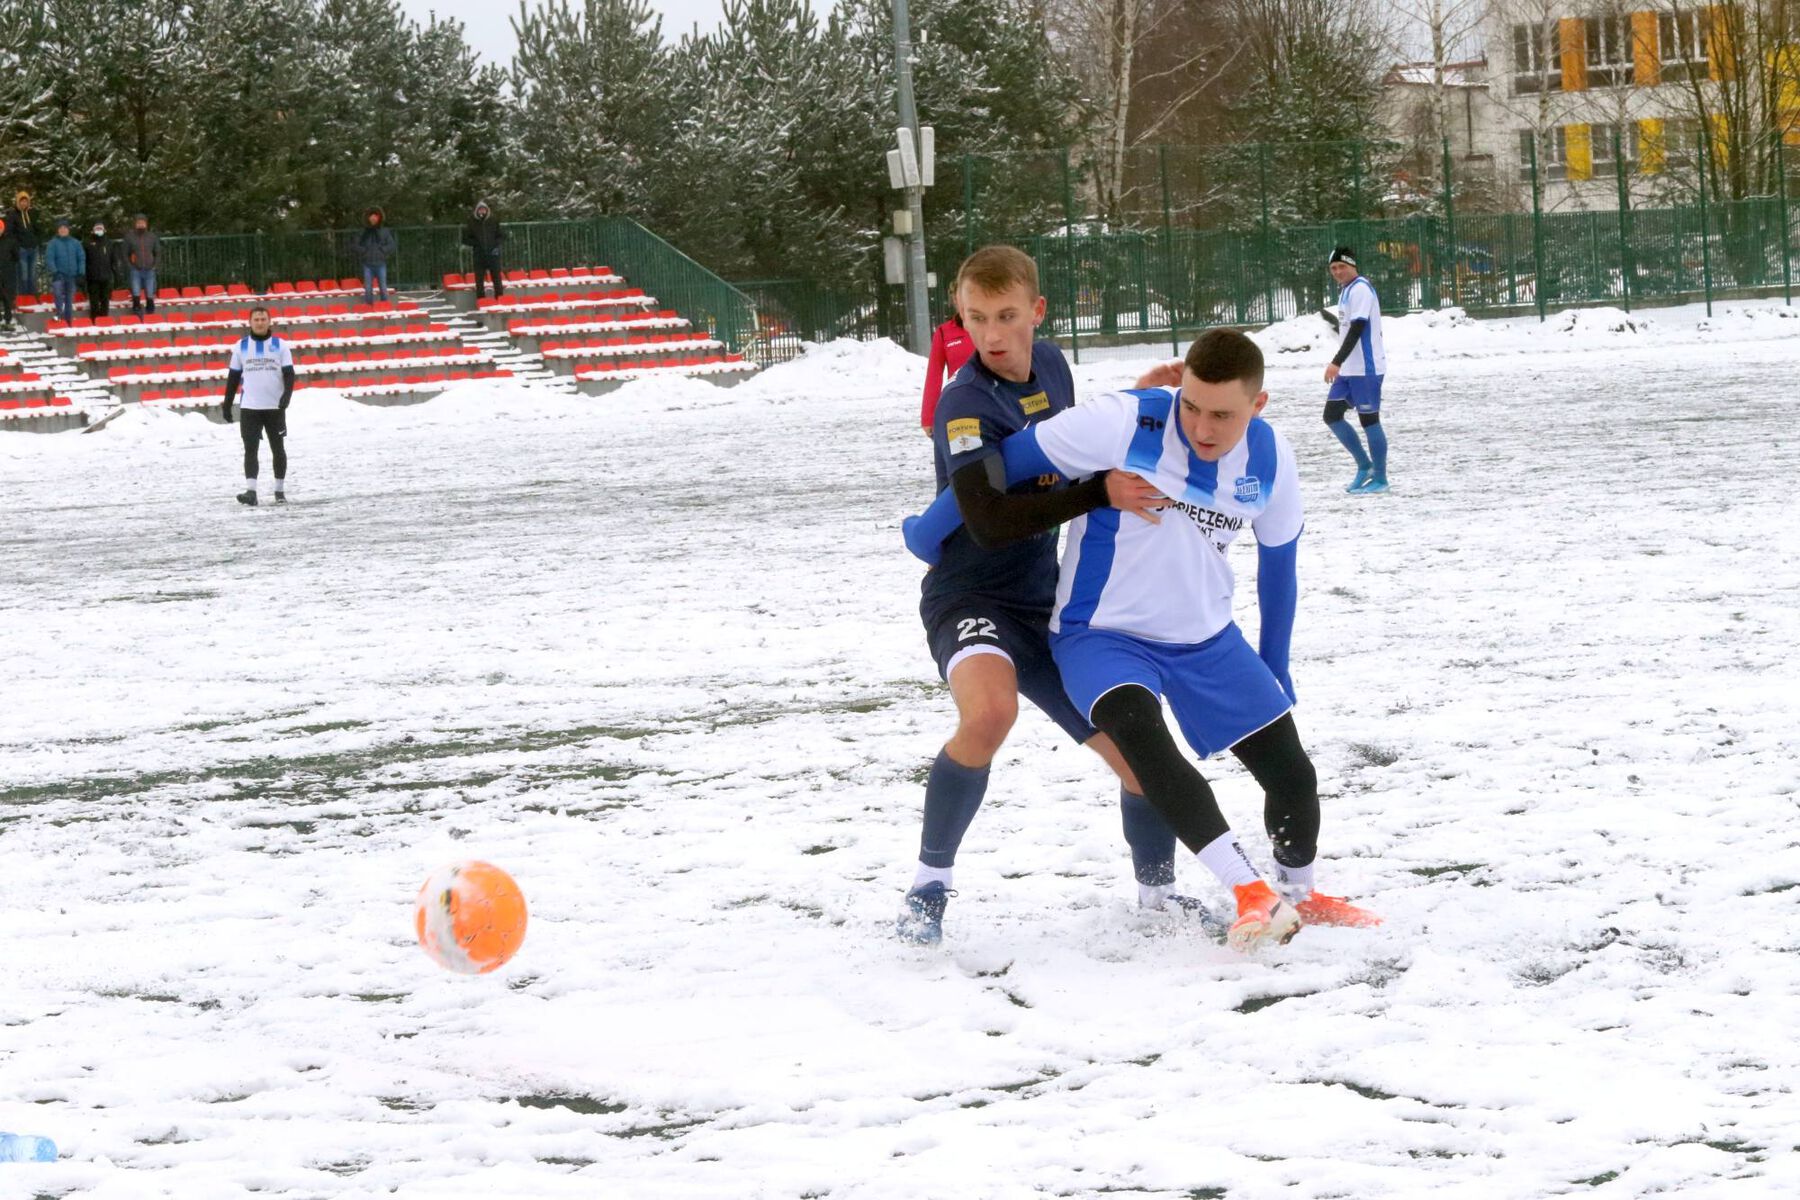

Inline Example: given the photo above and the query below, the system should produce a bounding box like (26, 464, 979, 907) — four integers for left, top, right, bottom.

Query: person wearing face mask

(82, 220, 127, 319)
(220, 305, 297, 506)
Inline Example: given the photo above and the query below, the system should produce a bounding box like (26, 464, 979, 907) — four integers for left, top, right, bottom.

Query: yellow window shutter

(1567, 124, 1593, 180)
(1561, 18, 1588, 91)
(1708, 5, 1732, 82)
(1633, 12, 1660, 86)
(1709, 112, 1730, 170)
(1638, 118, 1666, 174)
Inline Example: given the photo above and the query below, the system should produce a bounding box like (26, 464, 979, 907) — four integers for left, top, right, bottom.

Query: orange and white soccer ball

(414, 860, 528, 974)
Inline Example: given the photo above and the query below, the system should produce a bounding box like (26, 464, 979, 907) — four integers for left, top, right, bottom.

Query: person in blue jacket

(45, 219, 86, 322)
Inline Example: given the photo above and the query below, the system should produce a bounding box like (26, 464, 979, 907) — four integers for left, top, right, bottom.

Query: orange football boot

(1229, 880, 1301, 952)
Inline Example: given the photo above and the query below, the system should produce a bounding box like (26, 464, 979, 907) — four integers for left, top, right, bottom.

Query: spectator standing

(0, 214, 17, 328)
(45, 219, 85, 322)
(83, 221, 126, 318)
(461, 200, 505, 299)
(357, 207, 396, 305)
(5, 191, 38, 298)
(124, 213, 160, 315)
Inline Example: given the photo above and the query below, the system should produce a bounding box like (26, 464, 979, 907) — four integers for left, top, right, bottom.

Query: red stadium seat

(228, 283, 251, 296)
(0, 399, 18, 410)
(271, 282, 294, 294)
(295, 280, 316, 293)
(180, 286, 202, 299)
(340, 277, 360, 290)
(50, 396, 71, 407)
(205, 284, 226, 296)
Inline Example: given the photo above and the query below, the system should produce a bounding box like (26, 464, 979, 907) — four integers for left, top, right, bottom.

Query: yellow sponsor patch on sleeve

(1019, 391, 1050, 415)
(946, 417, 983, 455)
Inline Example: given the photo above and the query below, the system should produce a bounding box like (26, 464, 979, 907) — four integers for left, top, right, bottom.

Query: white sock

(1138, 882, 1173, 910)
(244, 478, 257, 492)
(274, 478, 285, 494)
(1196, 831, 1261, 889)
(1274, 860, 1315, 904)
(912, 863, 953, 891)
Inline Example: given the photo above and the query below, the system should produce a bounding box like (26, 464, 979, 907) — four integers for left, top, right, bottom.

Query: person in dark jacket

(5, 190, 38, 298)
(461, 200, 505, 300)
(357, 207, 397, 305)
(0, 215, 18, 327)
(45, 219, 85, 322)
(82, 221, 127, 318)
(124, 213, 160, 315)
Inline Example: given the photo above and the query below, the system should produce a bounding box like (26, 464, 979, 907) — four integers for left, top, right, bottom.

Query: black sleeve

(1331, 318, 1368, 367)
(223, 369, 241, 406)
(279, 366, 295, 407)
(952, 456, 1111, 551)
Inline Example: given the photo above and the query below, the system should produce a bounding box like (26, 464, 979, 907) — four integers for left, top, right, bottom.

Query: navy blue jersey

(922, 341, 1076, 617)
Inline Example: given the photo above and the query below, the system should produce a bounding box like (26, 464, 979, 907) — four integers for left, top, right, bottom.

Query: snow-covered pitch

(2, 302, 1797, 1198)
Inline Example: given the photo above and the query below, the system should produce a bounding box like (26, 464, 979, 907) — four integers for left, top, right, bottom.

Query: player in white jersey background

(942, 330, 1381, 950)
(1323, 246, 1390, 494)
(221, 305, 296, 507)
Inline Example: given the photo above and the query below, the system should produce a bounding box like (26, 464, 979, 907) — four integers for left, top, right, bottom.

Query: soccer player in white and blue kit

(1323, 246, 1389, 493)
(221, 305, 296, 506)
(911, 331, 1381, 951)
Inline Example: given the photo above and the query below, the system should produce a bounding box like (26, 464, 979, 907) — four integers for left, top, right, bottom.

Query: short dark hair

(248, 305, 271, 318)
(1184, 329, 1264, 391)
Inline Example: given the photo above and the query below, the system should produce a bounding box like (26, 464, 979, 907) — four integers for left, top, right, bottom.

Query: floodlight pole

(893, 0, 931, 353)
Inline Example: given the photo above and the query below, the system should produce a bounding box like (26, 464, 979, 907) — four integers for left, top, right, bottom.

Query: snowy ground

(2, 301, 1799, 1199)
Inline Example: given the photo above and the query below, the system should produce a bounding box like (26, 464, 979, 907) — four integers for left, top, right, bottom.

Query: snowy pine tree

(508, 0, 672, 216)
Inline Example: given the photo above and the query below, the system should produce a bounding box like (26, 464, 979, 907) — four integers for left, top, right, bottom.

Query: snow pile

(1545, 305, 1656, 336)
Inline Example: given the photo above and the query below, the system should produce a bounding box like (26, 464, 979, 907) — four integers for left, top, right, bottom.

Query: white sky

(396, 0, 833, 65)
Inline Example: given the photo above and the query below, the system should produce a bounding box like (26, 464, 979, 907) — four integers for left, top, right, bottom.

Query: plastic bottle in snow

(0, 1133, 57, 1162)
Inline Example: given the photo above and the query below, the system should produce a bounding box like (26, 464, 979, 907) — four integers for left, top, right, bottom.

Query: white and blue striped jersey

(1337, 275, 1386, 377)
(1030, 388, 1304, 645)
(228, 334, 293, 409)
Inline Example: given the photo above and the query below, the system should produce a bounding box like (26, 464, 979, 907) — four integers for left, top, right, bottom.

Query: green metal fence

(153, 216, 757, 355)
(747, 136, 1800, 364)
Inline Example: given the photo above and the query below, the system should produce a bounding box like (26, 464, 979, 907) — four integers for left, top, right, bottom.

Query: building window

(1588, 123, 1639, 170)
(1518, 127, 1569, 181)
(1585, 15, 1633, 88)
(1664, 117, 1702, 167)
(1660, 9, 1710, 84)
(1512, 21, 1563, 95)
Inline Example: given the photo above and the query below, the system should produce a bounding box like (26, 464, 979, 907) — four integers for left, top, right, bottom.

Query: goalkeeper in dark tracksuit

(221, 305, 297, 505)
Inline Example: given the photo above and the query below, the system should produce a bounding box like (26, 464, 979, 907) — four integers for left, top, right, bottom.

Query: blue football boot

(1345, 466, 1373, 493)
(895, 882, 952, 945)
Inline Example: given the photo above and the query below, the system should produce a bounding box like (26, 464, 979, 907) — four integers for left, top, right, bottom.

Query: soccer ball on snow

(414, 860, 528, 974)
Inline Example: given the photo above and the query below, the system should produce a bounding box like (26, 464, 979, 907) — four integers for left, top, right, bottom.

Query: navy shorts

(1052, 622, 1291, 759)
(924, 602, 1095, 744)
(1327, 374, 1383, 414)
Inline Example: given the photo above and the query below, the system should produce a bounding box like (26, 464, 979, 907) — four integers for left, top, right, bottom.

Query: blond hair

(954, 245, 1038, 300)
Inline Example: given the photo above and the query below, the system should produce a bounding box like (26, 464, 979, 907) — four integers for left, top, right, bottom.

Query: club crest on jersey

(1233, 475, 1261, 505)
(946, 417, 983, 455)
(1019, 391, 1050, 415)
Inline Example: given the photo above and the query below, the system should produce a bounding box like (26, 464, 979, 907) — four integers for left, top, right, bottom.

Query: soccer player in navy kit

(896, 246, 1172, 945)
(1323, 246, 1389, 493)
(907, 330, 1380, 951)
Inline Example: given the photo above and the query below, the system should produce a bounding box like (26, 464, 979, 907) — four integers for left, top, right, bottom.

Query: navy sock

(1120, 787, 1178, 886)
(1365, 423, 1388, 476)
(1327, 420, 1370, 468)
(918, 749, 989, 869)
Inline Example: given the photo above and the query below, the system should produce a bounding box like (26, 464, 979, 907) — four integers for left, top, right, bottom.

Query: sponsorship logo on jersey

(1019, 391, 1050, 416)
(946, 418, 983, 454)
(1168, 498, 1243, 552)
(1233, 475, 1260, 505)
(1138, 415, 1165, 431)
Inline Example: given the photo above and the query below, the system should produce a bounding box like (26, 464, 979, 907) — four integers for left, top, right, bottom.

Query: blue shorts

(1052, 623, 1291, 759)
(1327, 374, 1383, 413)
(924, 601, 1094, 744)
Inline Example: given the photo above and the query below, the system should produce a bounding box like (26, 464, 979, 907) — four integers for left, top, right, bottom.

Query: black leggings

(1323, 399, 1381, 429)
(240, 409, 287, 480)
(1090, 686, 1319, 867)
(474, 258, 504, 297)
